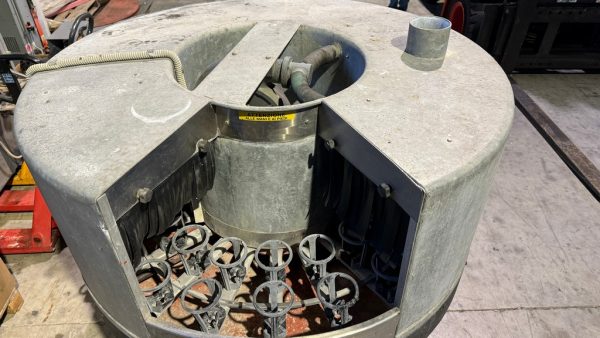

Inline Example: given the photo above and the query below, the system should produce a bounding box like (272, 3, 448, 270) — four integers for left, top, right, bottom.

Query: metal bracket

(255, 240, 293, 281)
(316, 272, 359, 327)
(298, 234, 335, 281)
(180, 278, 226, 334)
(171, 224, 211, 276)
(253, 280, 295, 338)
(135, 259, 174, 314)
(209, 237, 248, 290)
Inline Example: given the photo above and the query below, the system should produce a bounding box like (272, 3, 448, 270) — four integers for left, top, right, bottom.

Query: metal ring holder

(338, 222, 368, 268)
(255, 240, 293, 281)
(316, 272, 359, 327)
(209, 237, 248, 290)
(135, 259, 174, 314)
(180, 278, 226, 334)
(159, 212, 194, 255)
(253, 280, 295, 338)
(298, 234, 335, 281)
(171, 224, 211, 276)
(370, 252, 400, 303)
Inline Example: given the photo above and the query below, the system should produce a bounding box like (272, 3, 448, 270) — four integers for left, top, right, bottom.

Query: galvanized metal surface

(6, 96, 600, 338)
(193, 21, 300, 103)
(14, 0, 513, 336)
(215, 107, 318, 143)
(202, 136, 315, 246)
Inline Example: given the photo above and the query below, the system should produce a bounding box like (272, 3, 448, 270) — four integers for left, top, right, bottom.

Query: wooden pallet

(3, 289, 24, 316)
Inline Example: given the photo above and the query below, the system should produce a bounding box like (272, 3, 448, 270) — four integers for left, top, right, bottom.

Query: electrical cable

(0, 139, 23, 159)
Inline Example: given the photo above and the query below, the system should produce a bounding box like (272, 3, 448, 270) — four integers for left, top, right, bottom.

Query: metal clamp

(255, 240, 293, 281)
(135, 259, 174, 314)
(180, 278, 226, 334)
(316, 272, 359, 327)
(253, 280, 295, 338)
(209, 237, 248, 290)
(171, 224, 211, 276)
(298, 234, 336, 281)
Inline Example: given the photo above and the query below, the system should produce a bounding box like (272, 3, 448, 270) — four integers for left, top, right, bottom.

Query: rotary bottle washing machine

(15, 0, 513, 337)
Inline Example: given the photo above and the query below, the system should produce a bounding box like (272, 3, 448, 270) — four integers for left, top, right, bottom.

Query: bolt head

(197, 138, 208, 153)
(137, 188, 153, 203)
(325, 139, 336, 151)
(377, 183, 391, 199)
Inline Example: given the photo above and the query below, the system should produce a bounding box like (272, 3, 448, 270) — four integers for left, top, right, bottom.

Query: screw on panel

(137, 188, 153, 203)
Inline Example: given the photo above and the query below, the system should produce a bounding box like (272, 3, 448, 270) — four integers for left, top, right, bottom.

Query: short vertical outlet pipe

(403, 16, 452, 70)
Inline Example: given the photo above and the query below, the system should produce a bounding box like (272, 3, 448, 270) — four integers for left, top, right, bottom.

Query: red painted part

(31, 10, 48, 49)
(449, 1, 465, 33)
(46, 0, 92, 18)
(94, 0, 140, 27)
(0, 188, 59, 255)
(0, 189, 35, 212)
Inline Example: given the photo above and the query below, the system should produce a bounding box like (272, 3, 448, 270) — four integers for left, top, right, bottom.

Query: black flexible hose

(291, 43, 342, 102)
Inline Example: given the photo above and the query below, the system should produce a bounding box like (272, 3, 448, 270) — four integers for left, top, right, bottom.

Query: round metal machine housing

(15, 0, 514, 337)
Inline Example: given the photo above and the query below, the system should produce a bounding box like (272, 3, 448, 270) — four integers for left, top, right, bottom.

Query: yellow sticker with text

(238, 111, 295, 122)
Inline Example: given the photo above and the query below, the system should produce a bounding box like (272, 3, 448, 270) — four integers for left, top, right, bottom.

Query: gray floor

(2, 1, 600, 337)
(431, 106, 600, 337)
(513, 75, 600, 169)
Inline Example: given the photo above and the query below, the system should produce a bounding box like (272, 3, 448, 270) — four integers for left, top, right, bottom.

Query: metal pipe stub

(171, 224, 211, 276)
(180, 278, 226, 334)
(316, 272, 359, 327)
(255, 240, 293, 281)
(403, 16, 452, 71)
(252, 280, 295, 338)
(298, 234, 336, 281)
(135, 259, 174, 314)
(209, 237, 248, 290)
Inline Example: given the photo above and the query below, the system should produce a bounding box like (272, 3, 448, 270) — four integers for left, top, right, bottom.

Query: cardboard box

(0, 258, 20, 316)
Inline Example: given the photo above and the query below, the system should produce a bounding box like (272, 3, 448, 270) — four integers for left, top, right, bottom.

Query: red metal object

(94, 0, 140, 27)
(448, 1, 465, 33)
(0, 190, 34, 212)
(0, 188, 58, 254)
(46, 0, 93, 18)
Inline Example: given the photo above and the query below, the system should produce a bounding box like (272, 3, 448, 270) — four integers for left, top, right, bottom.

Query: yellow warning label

(238, 111, 295, 122)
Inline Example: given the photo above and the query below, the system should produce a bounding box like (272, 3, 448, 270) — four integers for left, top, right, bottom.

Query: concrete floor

(431, 87, 600, 337)
(2, 1, 600, 337)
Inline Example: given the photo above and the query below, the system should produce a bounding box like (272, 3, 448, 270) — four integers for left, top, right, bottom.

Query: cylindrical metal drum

(201, 106, 319, 246)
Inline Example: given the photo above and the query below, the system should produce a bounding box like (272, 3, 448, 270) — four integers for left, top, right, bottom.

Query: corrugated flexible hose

(26, 50, 187, 88)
